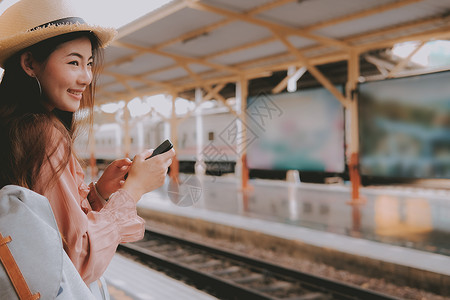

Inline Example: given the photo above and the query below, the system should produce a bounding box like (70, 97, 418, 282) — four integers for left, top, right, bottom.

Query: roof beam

(356, 26, 450, 52)
(204, 36, 275, 60)
(97, 86, 168, 104)
(180, 64, 234, 114)
(347, 15, 449, 47)
(202, 83, 226, 101)
(246, 0, 296, 15)
(272, 30, 349, 108)
(168, 50, 348, 93)
(98, 2, 450, 101)
(101, 70, 175, 90)
(197, 12, 448, 64)
(387, 41, 425, 78)
(306, 0, 424, 31)
(103, 52, 142, 69)
(171, 71, 271, 93)
(272, 66, 307, 94)
(107, 1, 295, 79)
(103, 20, 450, 101)
(116, 0, 196, 40)
(156, 0, 295, 51)
(188, 2, 350, 50)
(113, 40, 240, 74)
(103, 2, 446, 98)
(156, 19, 233, 50)
(364, 55, 394, 77)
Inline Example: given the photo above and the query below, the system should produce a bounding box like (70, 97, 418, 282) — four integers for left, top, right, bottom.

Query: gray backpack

(0, 185, 95, 299)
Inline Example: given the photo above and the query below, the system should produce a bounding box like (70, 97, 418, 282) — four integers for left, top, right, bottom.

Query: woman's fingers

(166, 159, 173, 168)
(122, 148, 176, 201)
(113, 158, 132, 167)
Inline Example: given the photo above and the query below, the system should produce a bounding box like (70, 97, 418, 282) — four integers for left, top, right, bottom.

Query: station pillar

(194, 87, 206, 177)
(346, 49, 363, 205)
(123, 102, 131, 159)
(169, 94, 179, 181)
(235, 78, 251, 211)
(346, 49, 365, 236)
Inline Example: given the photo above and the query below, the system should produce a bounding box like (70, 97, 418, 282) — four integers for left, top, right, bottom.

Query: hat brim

(0, 22, 117, 67)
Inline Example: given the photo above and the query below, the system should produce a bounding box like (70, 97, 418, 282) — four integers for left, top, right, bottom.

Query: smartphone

(124, 139, 173, 179)
(146, 139, 173, 160)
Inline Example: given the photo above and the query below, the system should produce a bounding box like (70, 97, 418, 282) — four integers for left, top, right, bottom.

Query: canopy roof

(96, 0, 450, 104)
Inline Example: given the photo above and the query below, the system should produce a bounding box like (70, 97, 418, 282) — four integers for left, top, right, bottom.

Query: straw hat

(0, 0, 117, 67)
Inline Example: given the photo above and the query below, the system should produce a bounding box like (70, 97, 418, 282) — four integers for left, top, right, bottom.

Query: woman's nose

(79, 67, 93, 85)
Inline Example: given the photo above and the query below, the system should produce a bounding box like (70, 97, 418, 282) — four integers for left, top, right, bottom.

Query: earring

(32, 75, 42, 97)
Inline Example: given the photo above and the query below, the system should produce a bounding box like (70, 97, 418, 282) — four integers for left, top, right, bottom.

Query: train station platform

(104, 253, 217, 300)
(135, 174, 450, 296)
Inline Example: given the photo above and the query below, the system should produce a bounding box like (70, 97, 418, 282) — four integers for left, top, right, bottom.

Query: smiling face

(32, 37, 94, 112)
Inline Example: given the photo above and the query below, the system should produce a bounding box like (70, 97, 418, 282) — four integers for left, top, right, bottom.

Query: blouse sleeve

(36, 148, 145, 285)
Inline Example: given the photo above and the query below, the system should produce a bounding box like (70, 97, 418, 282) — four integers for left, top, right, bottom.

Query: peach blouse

(35, 146, 145, 285)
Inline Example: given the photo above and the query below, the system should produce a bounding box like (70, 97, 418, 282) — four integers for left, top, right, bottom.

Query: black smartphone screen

(124, 139, 173, 180)
(146, 139, 173, 160)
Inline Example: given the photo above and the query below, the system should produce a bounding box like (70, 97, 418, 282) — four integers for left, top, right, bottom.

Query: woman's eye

(87, 61, 93, 67)
(69, 61, 79, 66)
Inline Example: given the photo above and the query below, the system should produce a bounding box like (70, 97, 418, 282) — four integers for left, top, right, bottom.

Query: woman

(0, 0, 175, 289)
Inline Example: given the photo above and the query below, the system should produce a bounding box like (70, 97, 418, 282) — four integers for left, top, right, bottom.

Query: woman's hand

(122, 148, 175, 202)
(96, 158, 132, 199)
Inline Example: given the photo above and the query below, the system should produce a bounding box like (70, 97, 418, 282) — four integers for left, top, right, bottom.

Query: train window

(319, 204, 329, 215)
(208, 131, 214, 141)
(303, 202, 312, 214)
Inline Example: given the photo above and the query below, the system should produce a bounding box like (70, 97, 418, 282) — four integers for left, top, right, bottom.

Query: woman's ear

(20, 52, 36, 77)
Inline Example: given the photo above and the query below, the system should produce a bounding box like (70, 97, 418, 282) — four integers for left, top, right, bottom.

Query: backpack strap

(0, 232, 40, 300)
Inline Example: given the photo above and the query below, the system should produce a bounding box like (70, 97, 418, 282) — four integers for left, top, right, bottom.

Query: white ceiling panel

(127, 80, 148, 89)
(162, 20, 273, 58)
(102, 83, 127, 94)
(97, 74, 116, 86)
(201, 0, 276, 13)
(286, 35, 319, 49)
(103, 45, 137, 65)
(255, 0, 397, 28)
(106, 53, 175, 76)
(145, 67, 189, 81)
(187, 63, 213, 73)
(314, 0, 450, 39)
(211, 40, 287, 65)
(119, 7, 225, 47)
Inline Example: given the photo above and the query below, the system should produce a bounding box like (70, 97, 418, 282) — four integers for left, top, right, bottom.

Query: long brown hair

(0, 31, 103, 191)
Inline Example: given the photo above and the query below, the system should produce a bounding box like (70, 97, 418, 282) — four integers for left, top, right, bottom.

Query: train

(77, 70, 450, 184)
(75, 86, 348, 182)
(75, 106, 240, 175)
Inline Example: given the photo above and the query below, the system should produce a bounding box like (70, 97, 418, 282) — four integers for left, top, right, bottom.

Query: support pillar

(347, 49, 362, 204)
(346, 49, 363, 235)
(136, 119, 144, 154)
(235, 78, 251, 211)
(123, 102, 131, 158)
(194, 87, 206, 176)
(169, 94, 179, 180)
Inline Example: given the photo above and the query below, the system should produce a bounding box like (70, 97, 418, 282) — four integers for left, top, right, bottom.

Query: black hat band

(30, 17, 86, 32)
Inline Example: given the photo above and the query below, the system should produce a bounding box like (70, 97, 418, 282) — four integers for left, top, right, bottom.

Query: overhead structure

(97, 0, 450, 104)
(95, 0, 450, 202)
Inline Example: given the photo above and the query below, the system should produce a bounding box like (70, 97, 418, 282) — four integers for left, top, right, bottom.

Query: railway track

(118, 228, 399, 300)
